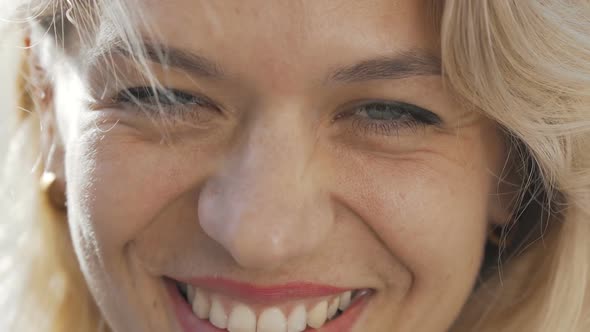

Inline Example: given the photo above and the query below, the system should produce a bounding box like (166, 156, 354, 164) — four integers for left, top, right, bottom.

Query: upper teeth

(183, 285, 357, 332)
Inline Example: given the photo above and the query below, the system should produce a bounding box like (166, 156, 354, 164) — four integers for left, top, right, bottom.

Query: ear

(26, 35, 67, 210)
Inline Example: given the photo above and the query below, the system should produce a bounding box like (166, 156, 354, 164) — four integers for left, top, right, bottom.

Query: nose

(198, 112, 334, 270)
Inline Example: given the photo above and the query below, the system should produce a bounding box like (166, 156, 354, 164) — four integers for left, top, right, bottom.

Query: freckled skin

(48, 0, 509, 331)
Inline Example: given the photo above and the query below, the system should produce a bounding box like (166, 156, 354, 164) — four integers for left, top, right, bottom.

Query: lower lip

(165, 279, 371, 332)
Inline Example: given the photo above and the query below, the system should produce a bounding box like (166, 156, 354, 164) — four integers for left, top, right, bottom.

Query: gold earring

(40, 171, 57, 192)
(40, 171, 67, 211)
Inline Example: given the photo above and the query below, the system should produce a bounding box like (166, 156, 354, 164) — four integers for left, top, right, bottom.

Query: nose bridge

(198, 111, 332, 270)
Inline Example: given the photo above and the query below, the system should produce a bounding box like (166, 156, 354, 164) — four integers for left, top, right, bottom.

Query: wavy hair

(1, 1, 589, 331)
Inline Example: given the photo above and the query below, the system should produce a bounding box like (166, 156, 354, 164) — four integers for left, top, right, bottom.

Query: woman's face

(48, 0, 508, 331)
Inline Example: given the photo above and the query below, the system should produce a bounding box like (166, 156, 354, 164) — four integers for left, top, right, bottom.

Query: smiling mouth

(166, 277, 374, 332)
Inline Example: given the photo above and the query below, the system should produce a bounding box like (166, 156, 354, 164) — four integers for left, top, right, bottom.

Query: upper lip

(172, 276, 356, 304)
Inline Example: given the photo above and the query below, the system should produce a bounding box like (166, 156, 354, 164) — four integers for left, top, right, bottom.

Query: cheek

(65, 125, 209, 257)
(333, 150, 490, 287)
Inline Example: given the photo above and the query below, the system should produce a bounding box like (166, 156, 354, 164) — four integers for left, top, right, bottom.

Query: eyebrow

(109, 42, 225, 78)
(327, 51, 441, 83)
(108, 41, 441, 83)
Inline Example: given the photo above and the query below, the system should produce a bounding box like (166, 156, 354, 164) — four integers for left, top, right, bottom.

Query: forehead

(130, 0, 438, 52)
(93, 0, 440, 91)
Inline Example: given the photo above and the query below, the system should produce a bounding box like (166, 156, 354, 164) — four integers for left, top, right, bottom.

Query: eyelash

(337, 101, 441, 137)
(114, 87, 220, 121)
(113, 87, 442, 135)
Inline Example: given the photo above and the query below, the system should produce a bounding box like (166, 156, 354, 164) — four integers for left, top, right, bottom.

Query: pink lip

(165, 278, 372, 332)
(175, 276, 350, 303)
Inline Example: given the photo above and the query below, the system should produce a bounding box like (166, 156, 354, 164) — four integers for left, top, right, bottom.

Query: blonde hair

(1, 1, 589, 331)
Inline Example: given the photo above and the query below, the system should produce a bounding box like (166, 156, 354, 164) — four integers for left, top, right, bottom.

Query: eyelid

(101, 86, 229, 126)
(332, 99, 443, 138)
(337, 99, 442, 124)
(114, 86, 220, 110)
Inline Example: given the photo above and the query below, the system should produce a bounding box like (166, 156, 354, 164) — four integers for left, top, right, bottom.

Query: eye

(338, 101, 442, 137)
(115, 87, 212, 106)
(112, 86, 221, 122)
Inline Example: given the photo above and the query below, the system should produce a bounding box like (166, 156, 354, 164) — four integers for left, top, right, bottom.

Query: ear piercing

(40, 171, 57, 193)
(40, 171, 67, 211)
